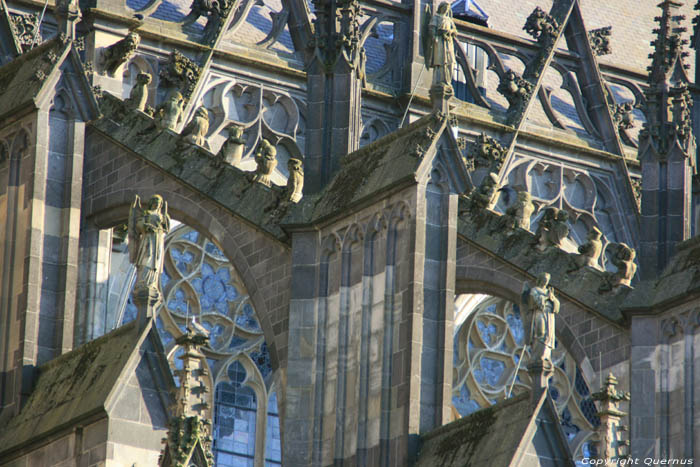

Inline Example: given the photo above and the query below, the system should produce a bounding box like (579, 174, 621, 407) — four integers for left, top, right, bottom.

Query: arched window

(453, 295, 598, 461)
(120, 224, 280, 465)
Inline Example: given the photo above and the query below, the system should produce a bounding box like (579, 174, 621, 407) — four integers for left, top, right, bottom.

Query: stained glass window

(453, 295, 598, 461)
(119, 224, 279, 465)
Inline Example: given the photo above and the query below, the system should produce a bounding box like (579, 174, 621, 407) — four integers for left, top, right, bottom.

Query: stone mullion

(497, 0, 576, 183)
(379, 215, 400, 466)
(357, 233, 375, 464)
(58, 119, 86, 354)
(320, 248, 342, 466)
(366, 229, 387, 465)
(0, 128, 27, 418)
(405, 185, 425, 456)
(684, 326, 694, 458)
(628, 313, 659, 459)
(283, 230, 321, 466)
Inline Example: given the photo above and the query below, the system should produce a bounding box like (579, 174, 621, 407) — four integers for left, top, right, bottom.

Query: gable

(106, 328, 173, 431)
(417, 130, 471, 194)
(0, 322, 141, 456)
(514, 399, 575, 467)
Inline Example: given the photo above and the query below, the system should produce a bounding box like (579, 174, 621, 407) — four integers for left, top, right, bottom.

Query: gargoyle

(103, 31, 140, 77)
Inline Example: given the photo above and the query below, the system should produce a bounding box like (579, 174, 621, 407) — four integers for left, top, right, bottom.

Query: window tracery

(453, 295, 598, 461)
(120, 224, 279, 466)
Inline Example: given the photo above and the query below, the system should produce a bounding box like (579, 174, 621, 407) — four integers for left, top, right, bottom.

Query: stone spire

(159, 326, 214, 467)
(639, 0, 696, 279)
(304, 0, 364, 193)
(592, 373, 630, 462)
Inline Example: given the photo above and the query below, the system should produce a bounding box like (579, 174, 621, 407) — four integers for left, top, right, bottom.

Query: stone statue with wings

(128, 194, 170, 291)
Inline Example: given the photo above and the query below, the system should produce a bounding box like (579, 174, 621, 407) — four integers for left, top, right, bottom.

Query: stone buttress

(282, 111, 469, 466)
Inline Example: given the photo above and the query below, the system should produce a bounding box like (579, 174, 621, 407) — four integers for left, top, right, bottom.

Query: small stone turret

(159, 325, 214, 467)
(592, 373, 630, 462)
(639, 0, 696, 279)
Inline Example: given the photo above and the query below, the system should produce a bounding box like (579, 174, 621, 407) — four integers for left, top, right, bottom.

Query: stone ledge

(457, 202, 631, 325)
(91, 92, 290, 243)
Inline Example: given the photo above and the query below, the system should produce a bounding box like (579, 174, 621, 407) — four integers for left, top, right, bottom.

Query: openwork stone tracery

(452, 295, 599, 460)
(121, 225, 281, 466)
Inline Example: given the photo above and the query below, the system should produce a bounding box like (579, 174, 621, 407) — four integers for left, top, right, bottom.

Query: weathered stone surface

(457, 200, 630, 324)
(93, 92, 289, 240)
(414, 392, 574, 467)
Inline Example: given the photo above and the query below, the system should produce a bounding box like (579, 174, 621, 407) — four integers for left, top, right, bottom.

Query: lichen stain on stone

(435, 406, 495, 466)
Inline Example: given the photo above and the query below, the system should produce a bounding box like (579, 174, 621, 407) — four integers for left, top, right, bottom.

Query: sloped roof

(285, 111, 466, 226)
(471, 0, 696, 77)
(0, 37, 68, 119)
(457, 199, 630, 325)
(92, 92, 288, 240)
(0, 35, 98, 122)
(0, 322, 144, 455)
(624, 235, 700, 310)
(414, 392, 574, 467)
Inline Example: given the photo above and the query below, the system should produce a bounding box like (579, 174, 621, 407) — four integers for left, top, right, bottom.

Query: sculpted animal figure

(251, 139, 277, 187)
(156, 91, 184, 132)
(570, 226, 603, 270)
(285, 158, 304, 203)
(534, 207, 569, 251)
(103, 31, 140, 76)
(468, 172, 500, 212)
(217, 125, 246, 166)
(182, 106, 210, 147)
(126, 72, 151, 112)
(501, 190, 535, 231)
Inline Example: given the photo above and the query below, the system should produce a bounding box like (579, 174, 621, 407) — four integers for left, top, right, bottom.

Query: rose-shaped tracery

(453, 295, 599, 461)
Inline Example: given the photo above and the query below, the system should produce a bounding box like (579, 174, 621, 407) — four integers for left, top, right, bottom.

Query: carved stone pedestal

(132, 285, 162, 330)
(430, 83, 454, 114)
(527, 358, 554, 406)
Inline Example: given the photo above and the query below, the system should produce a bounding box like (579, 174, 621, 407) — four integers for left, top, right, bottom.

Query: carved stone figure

(468, 133, 507, 172)
(128, 194, 170, 290)
(589, 26, 612, 56)
(251, 139, 277, 187)
(468, 172, 500, 211)
(523, 6, 559, 46)
(501, 190, 535, 231)
(156, 91, 185, 131)
(534, 207, 569, 251)
(521, 272, 559, 366)
(183, 0, 233, 44)
(611, 102, 635, 132)
(217, 125, 246, 166)
(603, 243, 637, 289)
(182, 106, 210, 147)
(126, 72, 151, 112)
(285, 158, 304, 203)
(102, 31, 140, 77)
(570, 226, 603, 271)
(424, 2, 457, 89)
(498, 70, 534, 120)
(159, 51, 202, 99)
